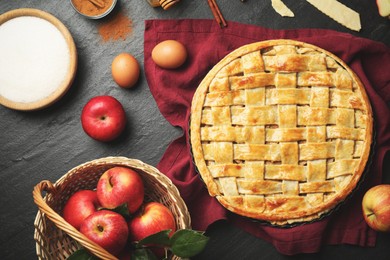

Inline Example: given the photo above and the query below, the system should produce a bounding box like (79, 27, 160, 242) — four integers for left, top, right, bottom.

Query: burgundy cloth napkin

(144, 19, 390, 255)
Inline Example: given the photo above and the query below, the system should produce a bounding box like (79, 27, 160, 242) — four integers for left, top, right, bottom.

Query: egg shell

(151, 40, 187, 69)
(111, 53, 140, 88)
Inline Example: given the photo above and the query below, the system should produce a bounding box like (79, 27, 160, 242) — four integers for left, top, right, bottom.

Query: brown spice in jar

(98, 11, 133, 42)
(71, 0, 113, 17)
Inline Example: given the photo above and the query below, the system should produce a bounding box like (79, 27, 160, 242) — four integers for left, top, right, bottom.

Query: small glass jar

(145, 0, 180, 10)
(70, 0, 117, 19)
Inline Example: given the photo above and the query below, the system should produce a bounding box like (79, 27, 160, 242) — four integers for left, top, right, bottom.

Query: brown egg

(111, 53, 140, 88)
(151, 40, 187, 69)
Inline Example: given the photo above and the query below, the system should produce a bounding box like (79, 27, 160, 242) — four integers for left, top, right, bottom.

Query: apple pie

(190, 40, 373, 225)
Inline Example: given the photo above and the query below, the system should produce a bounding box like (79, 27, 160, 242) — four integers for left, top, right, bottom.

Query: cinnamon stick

(207, 0, 221, 26)
(207, 0, 227, 28)
(88, 0, 105, 8)
(212, 0, 227, 27)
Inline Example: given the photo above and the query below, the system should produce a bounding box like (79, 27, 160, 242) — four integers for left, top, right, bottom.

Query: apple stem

(366, 212, 375, 217)
(97, 224, 104, 232)
(109, 176, 114, 188)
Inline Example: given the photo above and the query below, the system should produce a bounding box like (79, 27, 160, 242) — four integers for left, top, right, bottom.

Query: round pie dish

(190, 39, 373, 225)
(0, 8, 77, 111)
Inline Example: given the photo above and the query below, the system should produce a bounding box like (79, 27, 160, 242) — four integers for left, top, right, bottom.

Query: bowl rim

(0, 8, 77, 111)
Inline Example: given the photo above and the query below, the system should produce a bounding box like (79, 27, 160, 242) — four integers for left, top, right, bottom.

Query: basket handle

(33, 180, 118, 260)
(34, 179, 55, 193)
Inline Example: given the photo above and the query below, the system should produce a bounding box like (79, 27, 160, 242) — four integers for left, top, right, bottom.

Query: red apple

(81, 95, 126, 142)
(97, 166, 144, 214)
(80, 210, 129, 256)
(362, 184, 390, 232)
(63, 190, 100, 230)
(128, 202, 176, 242)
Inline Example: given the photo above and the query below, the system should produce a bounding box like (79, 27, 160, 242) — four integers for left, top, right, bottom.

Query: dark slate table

(0, 0, 389, 259)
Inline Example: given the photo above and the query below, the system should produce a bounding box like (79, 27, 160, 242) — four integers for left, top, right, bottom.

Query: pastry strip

(306, 0, 361, 31)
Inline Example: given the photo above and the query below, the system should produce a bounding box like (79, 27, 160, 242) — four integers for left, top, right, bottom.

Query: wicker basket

(33, 157, 191, 260)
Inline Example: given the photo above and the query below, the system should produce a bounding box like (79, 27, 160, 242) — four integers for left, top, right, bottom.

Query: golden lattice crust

(190, 40, 373, 225)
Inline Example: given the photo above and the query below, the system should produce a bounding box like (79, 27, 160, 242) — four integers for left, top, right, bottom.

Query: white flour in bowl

(0, 16, 70, 103)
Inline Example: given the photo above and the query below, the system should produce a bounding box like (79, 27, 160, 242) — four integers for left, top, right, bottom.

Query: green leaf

(99, 203, 130, 219)
(137, 230, 172, 248)
(132, 248, 159, 260)
(67, 248, 99, 260)
(170, 230, 209, 258)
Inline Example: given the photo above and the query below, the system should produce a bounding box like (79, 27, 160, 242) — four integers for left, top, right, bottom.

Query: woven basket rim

(33, 156, 191, 260)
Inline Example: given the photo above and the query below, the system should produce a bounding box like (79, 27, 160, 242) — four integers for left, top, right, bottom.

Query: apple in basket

(62, 190, 100, 230)
(128, 202, 176, 241)
(128, 202, 177, 257)
(97, 166, 144, 214)
(362, 184, 390, 232)
(80, 210, 128, 256)
(81, 95, 126, 142)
